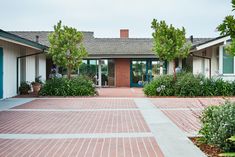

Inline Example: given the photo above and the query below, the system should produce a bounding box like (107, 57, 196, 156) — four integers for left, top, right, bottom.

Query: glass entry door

(130, 59, 167, 87)
(131, 60, 147, 87)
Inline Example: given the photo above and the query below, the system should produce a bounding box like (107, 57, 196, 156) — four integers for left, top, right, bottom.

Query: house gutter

(16, 50, 46, 94)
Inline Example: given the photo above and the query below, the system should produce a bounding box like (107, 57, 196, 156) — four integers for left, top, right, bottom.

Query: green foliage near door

(217, 0, 235, 56)
(48, 21, 87, 79)
(151, 19, 191, 78)
(39, 76, 96, 96)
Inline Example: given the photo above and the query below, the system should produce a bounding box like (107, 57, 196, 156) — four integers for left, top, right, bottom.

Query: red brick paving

(97, 88, 145, 97)
(0, 137, 164, 157)
(150, 98, 226, 134)
(151, 98, 224, 109)
(162, 110, 202, 134)
(13, 99, 137, 109)
(0, 110, 150, 134)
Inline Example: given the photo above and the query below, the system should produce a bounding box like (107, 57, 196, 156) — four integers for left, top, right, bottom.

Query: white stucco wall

(193, 57, 202, 75)
(192, 49, 214, 78)
(38, 54, 46, 81)
(25, 49, 36, 82)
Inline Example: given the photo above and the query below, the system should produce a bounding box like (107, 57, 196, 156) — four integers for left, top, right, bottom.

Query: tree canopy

(48, 21, 87, 79)
(217, 0, 235, 56)
(151, 19, 191, 78)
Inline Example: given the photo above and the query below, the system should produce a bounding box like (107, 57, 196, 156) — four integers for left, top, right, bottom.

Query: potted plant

(19, 81, 31, 95)
(31, 76, 43, 93)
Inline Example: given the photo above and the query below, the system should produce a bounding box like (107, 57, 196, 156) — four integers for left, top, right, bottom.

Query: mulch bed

(190, 137, 222, 157)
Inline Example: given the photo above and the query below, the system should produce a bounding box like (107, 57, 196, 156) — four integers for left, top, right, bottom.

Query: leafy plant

(143, 75, 175, 96)
(219, 136, 235, 157)
(31, 76, 43, 85)
(174, 73, 202, 97)
(48, 21, 87, 79)
(143, 73, 235, 97)
(151, 19, 191, 79)
(19, 81, 31, 95)
(39, 76, 96, 96)
(199, 102, 235, 151)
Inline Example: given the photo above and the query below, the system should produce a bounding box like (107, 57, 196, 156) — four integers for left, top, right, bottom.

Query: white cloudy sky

(0, 0, 233, 38)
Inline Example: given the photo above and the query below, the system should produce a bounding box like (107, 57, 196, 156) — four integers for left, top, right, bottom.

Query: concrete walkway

(0, 97, 207, 157)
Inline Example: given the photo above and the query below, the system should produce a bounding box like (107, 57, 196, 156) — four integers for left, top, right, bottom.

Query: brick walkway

(0, 98, 164, 157)
(151, 98, 226, 136)
(97, 88, 145, 97)
(0, 96, 215, 157)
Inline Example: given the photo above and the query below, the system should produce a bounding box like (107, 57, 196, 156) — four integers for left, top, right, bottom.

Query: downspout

(16, 50, 45, 94)
(191, 53, 211, 78)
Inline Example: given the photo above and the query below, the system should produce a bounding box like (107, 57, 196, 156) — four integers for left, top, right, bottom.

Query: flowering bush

(143, 73, 235, 97)
(199, 101, 235, 151)
(143, 75, 175, 96)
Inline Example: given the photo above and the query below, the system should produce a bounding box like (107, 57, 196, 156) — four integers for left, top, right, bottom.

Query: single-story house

(0, 29, 232, 99)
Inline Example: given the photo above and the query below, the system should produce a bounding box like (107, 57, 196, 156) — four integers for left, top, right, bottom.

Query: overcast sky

(0, 0, 233, 38)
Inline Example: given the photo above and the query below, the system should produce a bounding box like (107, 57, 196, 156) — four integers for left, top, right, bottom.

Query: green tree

(217, 0, 235, 56)
(151, 19, 191, 79)
(48, 21, 87, 79)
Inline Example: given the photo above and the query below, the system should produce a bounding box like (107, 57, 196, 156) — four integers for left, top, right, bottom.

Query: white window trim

(220, 44, 235, 76)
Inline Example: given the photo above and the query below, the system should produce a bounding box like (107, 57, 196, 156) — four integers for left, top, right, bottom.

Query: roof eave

(195, 36, 230, 51)
(0, 29, 48, 51)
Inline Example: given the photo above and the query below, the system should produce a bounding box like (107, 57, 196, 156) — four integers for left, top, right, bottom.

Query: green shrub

(219, 136, 235, 157)
(214, 79, 234, 96)
(19, 81, 31, 95)
(174, 73, 202, 97)
(143, 72, 235, 97)
(199, 101, 235, 151)
(39, 76, 96, 96)
(143, 75, 175, 96)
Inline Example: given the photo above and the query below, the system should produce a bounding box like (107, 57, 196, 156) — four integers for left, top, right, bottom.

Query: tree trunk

(67, 66, 71, 79)
(173, 59, 176, 81)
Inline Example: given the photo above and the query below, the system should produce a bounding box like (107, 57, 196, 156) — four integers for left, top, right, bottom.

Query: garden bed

(144, 73, 235, 97)
(190, 137, 221, 157)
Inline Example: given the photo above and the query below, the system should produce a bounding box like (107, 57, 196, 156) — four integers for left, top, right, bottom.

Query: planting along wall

(115, 59, 130, 87)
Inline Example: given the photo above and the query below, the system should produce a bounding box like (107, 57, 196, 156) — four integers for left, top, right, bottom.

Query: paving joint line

(5, 108, 141, 112)
(0, 132, 153, 139)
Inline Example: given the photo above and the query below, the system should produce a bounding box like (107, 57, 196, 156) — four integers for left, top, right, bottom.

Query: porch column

(159, 61, 163, 75)
(219, 45, 224, 75)
(98, 59, 102, 87)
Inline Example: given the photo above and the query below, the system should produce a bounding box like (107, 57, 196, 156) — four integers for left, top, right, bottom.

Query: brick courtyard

(0, 98, 164, 157)
(0, 95, 226, 156)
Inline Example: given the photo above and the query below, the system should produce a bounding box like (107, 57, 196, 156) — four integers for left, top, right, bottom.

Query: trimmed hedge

(144, 73, 235, 97)
(199, 101, 235, 151)
(39, 76, 96, 96)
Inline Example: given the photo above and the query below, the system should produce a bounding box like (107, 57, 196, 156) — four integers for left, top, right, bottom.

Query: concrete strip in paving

(6, 108, 140, 112)
(159, 108, 202, 111)
(0, 98, 34, 111)
(0, 132, 153, 139)
(134, 98, 206, 157)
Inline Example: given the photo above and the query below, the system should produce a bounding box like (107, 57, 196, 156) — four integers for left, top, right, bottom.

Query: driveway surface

(1, 95, 227, 156)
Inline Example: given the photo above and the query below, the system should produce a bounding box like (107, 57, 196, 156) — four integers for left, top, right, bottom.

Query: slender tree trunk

(173, 59, 177, 81)
(67, 66, 71, 79)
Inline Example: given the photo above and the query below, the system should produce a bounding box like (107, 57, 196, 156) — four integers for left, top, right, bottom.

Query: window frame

(221, 45, 235, 75)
